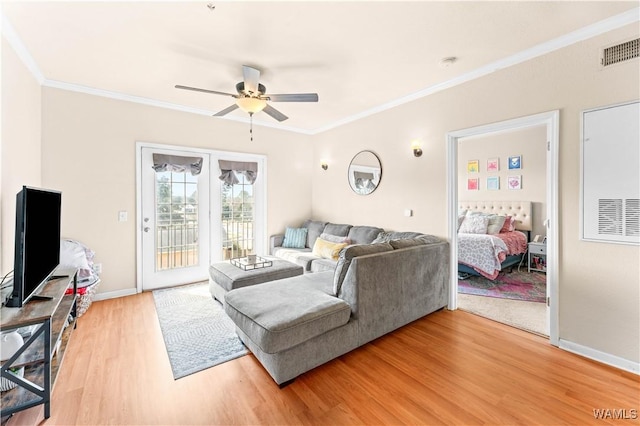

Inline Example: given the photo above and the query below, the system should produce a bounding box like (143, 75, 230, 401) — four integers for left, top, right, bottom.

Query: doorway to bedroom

(447, 111, 559, 343)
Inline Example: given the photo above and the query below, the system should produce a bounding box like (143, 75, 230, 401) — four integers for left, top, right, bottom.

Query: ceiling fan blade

(262, 104, 288, 122)
(213, 104, 239, 117)
(242, 65, 261, 95)
(267, 93, 319, 102)
(175, 85, 236, 97)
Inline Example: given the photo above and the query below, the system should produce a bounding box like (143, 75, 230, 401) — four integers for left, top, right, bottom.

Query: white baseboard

(559, 339, 639, 375)
(93, 288, 138, 301)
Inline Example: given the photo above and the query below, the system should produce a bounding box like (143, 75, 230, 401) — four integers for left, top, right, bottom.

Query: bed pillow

(312, 237, 348, 260)
(457, 209, 467, 231)
(458, 214, 489, 234)
(499, 215, 516, 233)
(282, 227, 308, 249)
(487, 215, 507, 234)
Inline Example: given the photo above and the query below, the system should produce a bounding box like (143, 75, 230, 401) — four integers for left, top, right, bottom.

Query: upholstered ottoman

(209, 256, 303, 303)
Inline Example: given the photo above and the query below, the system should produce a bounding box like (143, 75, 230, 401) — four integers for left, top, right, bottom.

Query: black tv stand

(29, 294, 55, 301)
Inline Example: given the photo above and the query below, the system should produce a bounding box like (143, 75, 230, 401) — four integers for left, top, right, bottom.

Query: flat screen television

(6, 186, 62, 307)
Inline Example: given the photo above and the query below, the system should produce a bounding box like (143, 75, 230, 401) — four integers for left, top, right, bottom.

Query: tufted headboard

(459, 200, 532, 232)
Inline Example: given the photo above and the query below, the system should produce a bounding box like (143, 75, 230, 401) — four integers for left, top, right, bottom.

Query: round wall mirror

(348, 150, 382, 195)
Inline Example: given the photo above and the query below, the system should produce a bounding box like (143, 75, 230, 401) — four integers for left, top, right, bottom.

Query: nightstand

(528, 242, 547, 273)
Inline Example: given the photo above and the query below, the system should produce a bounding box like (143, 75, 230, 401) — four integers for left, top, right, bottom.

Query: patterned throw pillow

(282, 227, 308, 248)
(499, 216, 516, 233)
(458, 215, 489, 234)
(312, 237, 348, 260)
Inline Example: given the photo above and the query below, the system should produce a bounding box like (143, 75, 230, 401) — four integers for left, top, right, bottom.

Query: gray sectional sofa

(224, 220, 450, 385)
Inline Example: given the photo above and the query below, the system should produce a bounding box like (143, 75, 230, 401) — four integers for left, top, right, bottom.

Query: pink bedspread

(458, 231, 527, 280)
(495, 231, 528, 255)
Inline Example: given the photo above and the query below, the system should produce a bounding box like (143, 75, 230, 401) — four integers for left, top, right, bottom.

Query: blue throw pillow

(282, 227, 308, 249)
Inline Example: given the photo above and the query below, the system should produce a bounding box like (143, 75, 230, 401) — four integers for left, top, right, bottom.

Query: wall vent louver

(625, 199, 640, 237)
(598, 199, 622, 235)
(601, 38, 639, 67)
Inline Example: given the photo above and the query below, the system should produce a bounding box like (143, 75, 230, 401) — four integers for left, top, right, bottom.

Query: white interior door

(140, 147, 210, 290)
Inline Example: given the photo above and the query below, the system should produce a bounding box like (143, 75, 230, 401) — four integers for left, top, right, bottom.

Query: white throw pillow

(458, 214, 489, 234)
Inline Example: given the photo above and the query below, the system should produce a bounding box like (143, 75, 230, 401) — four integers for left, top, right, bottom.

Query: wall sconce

(320, 160, 329, 170)
(411, 140, 423, 157)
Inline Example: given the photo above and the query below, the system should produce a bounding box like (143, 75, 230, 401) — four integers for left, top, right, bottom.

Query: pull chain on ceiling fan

(175, 65, 319, 141)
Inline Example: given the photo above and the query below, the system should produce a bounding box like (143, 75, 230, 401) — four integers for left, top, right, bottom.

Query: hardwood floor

(6, 292, 639, 425)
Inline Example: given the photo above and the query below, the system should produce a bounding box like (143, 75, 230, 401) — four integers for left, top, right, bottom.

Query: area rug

(457, 270, 546, 303)
(152, 282, 248, 379)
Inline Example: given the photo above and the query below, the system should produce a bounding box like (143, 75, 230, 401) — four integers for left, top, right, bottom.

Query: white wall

(39, 88, 313, 296)
(312, 24, 640, 364)
(1, 38, 42, 275)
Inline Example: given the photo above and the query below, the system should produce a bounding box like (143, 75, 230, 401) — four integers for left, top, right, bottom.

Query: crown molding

(1, 13, 44, 84)
(3, 7, 638, 135)
(310, 7, 640, 134)
(41, 79, 315, 135)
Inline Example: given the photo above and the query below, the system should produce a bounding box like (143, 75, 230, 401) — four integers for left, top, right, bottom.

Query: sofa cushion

(312, 237, 348, 260)
(224, 271, 351, 354)
(372, 231, 424, 243)
(310, 257, 339, 273)
(282, 227, 308, 249)
(320, 233, 351, 244)
(303, 220, 328, 248)
(333, 242, 394, 296)
(324, 223, 352, 237)
(389, 235, 443, 249)
(347, 225, 385, 245)
(272, 247, 318, 271)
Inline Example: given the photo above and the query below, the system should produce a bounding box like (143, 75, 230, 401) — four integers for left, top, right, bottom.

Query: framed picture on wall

(508, 155, 522, 169)
(508, 175, 522, 190)
(487, 158, 499, 172)
(467, 178, 479, 190)
(467, 160, 479, 173)
(487, 176, 500, 190)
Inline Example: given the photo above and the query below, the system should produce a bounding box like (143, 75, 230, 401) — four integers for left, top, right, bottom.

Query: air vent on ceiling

(601, 38, 639, 67)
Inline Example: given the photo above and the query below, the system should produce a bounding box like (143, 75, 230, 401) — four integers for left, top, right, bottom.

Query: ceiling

(2, 1, 637, 134)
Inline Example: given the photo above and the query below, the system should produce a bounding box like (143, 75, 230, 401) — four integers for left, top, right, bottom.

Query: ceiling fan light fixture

(236, 97, 267, 114)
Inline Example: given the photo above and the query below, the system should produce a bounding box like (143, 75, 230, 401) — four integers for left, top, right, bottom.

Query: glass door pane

(155, 170, 199, 270)
(221, 173, 254, 260)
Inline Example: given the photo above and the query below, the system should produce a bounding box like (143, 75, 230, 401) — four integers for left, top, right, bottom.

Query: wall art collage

(467, 155, 522, 191)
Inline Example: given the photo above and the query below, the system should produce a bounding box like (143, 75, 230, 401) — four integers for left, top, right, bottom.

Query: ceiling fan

(175, 65, 318, 139)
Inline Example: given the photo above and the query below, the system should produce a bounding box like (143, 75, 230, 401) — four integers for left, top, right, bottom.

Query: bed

(457, 201, 532, 280)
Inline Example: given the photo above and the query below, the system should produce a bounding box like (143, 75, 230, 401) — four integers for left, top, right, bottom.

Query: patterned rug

(152, 282, 248, 379)
(457, 270, 546, 303)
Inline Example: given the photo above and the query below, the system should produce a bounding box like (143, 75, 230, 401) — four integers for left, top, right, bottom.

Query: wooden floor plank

(5, 292, 639, 425)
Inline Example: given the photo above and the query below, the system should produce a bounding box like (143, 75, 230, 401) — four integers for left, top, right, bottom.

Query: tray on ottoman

(230, 256, 273, 271)
(209, 256, 304, 303)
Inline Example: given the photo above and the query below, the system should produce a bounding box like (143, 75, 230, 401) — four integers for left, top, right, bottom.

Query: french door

(140, 147, 210, 290)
